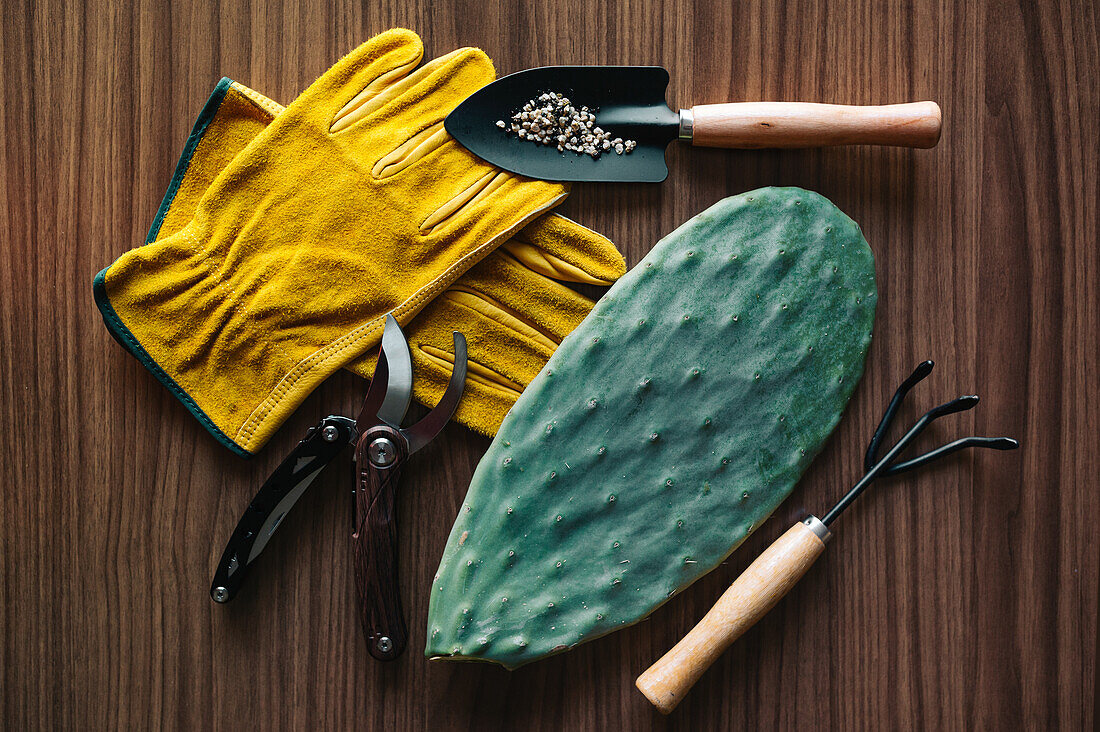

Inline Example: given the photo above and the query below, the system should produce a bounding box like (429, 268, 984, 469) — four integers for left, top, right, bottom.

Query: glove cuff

(92, 266, 251, 457)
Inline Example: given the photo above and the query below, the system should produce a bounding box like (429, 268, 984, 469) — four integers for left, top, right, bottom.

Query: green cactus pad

(426, 187, 877, 668)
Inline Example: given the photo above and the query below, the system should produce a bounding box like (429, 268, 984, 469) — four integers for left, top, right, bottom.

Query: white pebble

(498, 92, 638, 160)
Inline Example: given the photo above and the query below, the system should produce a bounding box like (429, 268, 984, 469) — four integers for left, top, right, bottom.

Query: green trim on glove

(146, 77, 236, 244)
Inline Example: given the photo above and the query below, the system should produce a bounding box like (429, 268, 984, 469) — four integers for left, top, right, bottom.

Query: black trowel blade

(445, 66, 681, 183)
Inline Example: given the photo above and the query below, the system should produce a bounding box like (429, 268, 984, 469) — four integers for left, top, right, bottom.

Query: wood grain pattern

(1, 0, 1096, 729)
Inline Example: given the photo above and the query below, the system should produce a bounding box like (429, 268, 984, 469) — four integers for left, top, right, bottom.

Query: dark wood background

(2, 0, 1096, 729)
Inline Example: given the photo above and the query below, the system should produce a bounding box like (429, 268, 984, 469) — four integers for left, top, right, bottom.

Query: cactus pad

(426, 187, 877, 668)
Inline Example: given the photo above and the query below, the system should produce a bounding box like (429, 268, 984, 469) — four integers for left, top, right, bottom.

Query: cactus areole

(426, 187, 877, 668)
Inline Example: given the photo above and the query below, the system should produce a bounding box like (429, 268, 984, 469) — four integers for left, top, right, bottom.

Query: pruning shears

(209, 314, 467, 661)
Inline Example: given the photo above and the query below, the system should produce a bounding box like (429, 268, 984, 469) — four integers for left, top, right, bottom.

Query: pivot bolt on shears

(210, 314, 468, 661)
(637, 360, 1019, 713)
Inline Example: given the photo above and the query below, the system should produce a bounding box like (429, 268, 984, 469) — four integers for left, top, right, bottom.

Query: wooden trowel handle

(636, 518, 830, 714)
(688, 101, 941, 148)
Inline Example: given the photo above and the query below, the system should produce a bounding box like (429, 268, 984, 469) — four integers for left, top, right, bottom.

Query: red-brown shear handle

(353, 424, 408, 661)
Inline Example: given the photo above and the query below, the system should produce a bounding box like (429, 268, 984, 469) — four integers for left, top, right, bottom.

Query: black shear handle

(353, 425, 409, 661)
(211, 416, 355, 604)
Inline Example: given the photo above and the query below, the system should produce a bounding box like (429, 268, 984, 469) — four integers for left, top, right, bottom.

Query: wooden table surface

(3, 0, 1097, 729)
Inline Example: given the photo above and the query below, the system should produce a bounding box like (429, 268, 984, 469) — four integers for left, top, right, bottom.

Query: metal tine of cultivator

(823, 361, 1020, 527)
(864, 360, 934, 472)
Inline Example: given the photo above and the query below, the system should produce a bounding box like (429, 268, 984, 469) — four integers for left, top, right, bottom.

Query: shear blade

(359, 314, 413, 429)
(404, 332, 468, 454)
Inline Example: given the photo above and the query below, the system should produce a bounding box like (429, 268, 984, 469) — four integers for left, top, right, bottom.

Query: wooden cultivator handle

(636, 518, 830, 714)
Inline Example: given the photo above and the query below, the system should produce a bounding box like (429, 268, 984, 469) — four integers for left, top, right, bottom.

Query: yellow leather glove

(142, 78, 626, 436)
(93, 29, 569, 456)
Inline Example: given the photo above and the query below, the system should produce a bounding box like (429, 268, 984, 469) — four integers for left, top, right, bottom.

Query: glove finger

(331, 46, 495, 137)
(346, 282, 591, 435)
(414, 167, 567, 255)
(412, 324, 524, 438)
(449, 251, 595, 342)
(506, 214, 627, 285)
(346, 262, 593, 386)
(355, 296, 544, 401)
(151, 80, 281, 243)
(332, 46, 508, 218)
(290, 28, 424, 125)
(347, 248, 596, 387)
